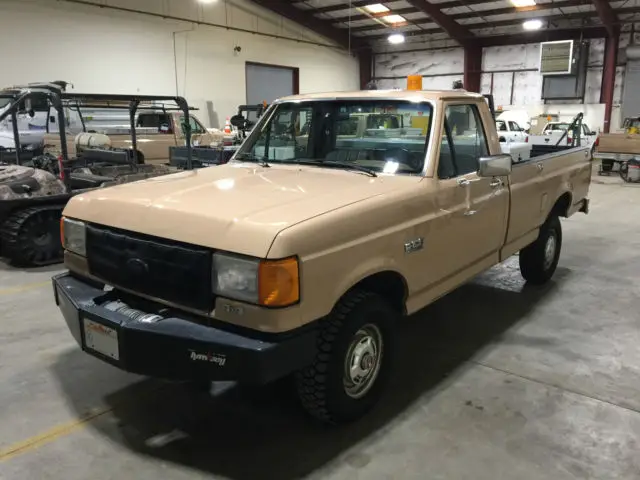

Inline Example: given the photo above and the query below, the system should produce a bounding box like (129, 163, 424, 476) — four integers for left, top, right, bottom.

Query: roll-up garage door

(245, 63, 298, 105)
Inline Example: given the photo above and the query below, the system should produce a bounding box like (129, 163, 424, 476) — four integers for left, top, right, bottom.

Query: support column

(463, 45, 482, 92)
(359, 49, 373, 90)
(601, 32, 619, 133)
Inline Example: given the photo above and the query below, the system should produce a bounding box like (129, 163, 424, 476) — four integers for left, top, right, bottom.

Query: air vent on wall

(540, 40, 574, 75)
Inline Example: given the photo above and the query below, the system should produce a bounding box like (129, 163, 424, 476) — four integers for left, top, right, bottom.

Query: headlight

(213, 253, 299, 307)
(61, 217, 86, 256)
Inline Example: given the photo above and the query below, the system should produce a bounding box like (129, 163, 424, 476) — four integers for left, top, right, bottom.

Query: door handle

(457, 178, 470, 187)
(489, 178, 503, 188)
(536, 163, 544, 172)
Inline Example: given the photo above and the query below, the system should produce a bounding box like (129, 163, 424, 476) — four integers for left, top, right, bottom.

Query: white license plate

(83, 318, 119, 360)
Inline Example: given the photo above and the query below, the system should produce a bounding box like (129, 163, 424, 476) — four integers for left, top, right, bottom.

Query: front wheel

(519, 215, 562, 285)
(295, 290, 396, 424)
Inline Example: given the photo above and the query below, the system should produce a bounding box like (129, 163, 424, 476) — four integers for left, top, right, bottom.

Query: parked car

(496, 119, 527, 143)
(530, 121, 597, 149)
(44, 111, 224, 165)
(54, 89, 592, 425)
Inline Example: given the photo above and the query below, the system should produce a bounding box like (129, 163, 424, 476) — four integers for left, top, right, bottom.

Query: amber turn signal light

(258, 257, 300, 307)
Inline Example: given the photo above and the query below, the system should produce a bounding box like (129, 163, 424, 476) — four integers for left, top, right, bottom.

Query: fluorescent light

(364, 3, 389, 13)
(523, 19, 543, 30)
(382, 14, 406, 24)
(511, 0, 536, 6)
(388, 33, 405, 44)
(197, 0, 217, 3)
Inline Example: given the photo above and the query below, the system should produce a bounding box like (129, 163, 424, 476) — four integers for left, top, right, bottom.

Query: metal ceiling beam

(478, 26, 608, 47)
(312, 1, 381, 15)
(591, 0, 619, 36)
(402, 0, 474, 45)
(332, 0, 589, 22)
(250, 0, 363, 50)
(305, 0, 493, 15)
(361, 7, 640, 39)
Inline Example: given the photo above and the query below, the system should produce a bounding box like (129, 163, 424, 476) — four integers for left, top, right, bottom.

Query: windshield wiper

(234, 153, 270, 167)
(277, 159, 378, 177)
(322, 160, 378, 177)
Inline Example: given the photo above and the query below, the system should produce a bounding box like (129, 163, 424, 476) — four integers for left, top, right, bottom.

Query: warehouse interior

(1, 0, 640, 479)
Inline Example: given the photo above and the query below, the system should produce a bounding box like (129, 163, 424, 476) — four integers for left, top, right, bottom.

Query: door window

(509, 121, 521, 132)
(251, 106, 313, 160)
(181, 115, 205, 135)
(438, 104, 489, 178)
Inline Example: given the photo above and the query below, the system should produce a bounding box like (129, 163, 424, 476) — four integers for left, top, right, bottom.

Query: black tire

(1, 206, 64, 266)
(601, 159, 614, 172)
(295, 290, 397, 424)
(619, 162, 630, 182)
(519, 215, 562, 285)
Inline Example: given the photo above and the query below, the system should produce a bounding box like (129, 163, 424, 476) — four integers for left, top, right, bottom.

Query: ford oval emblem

(126, 258, 149, 276)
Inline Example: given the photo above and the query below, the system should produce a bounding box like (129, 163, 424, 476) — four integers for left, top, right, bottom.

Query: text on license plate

(83, 318, 119, 360)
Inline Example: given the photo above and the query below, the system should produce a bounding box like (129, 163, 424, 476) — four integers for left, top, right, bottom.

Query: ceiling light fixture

(511, 0, 536, 7)
(522, 19, 543, 30)
(382, 14, 406, 24)
(364, 3, 390, 14)
(388, 33, 405, 44)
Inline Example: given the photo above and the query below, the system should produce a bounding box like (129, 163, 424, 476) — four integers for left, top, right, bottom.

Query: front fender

(327, 257, 405, 313)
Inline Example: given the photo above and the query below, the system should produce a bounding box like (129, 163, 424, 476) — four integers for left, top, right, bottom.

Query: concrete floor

(1, 176, 640, 480)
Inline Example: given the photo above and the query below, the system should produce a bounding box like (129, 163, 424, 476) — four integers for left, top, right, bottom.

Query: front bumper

(53, 273, 317, 384)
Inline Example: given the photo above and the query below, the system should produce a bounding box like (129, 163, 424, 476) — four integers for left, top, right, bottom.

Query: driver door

(421, 103, 509, 286)
(180, 115, 207, 146)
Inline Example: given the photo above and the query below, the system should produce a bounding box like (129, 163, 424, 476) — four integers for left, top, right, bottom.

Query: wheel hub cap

(343, 324, 383, 399)
(544, 234, 556, 270)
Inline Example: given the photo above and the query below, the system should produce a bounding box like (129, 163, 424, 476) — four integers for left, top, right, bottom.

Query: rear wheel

(1, 206, 64, 266)
(519, 215, 562, 285)
(295, 290, 396, 424)
(619, 162, 630, 182)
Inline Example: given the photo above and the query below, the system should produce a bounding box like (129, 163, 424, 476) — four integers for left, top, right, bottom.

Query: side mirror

(478, 154, 512, 177)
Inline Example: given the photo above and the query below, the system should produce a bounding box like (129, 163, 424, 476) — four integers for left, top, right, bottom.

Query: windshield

(236, 100, 433, 175)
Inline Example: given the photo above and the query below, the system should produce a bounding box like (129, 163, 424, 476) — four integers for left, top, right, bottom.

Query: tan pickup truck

(53, 89, 592, 424)
(45, 111, 222, 165)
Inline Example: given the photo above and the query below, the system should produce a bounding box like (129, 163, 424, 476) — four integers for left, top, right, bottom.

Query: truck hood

(64, 163, 412, 257)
